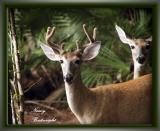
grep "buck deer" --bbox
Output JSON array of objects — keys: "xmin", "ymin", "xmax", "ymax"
[
  {"xmin": 115, "ymin": 25, "xmax": 152, "ymax": 79},
  {"xmin": 40, "ymin": 24, "xmax": 152, "ymax": 124}
]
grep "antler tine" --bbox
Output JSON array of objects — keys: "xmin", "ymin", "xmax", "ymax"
[
  {"xmin": 45, "ymin": 27, "xmax": 56, "ymax": 45},
  {"xmin": 83, "ymin": 24, "xmax": 94, "ymax": 43},
  {"xmin": 60, "ymin": 43, "xmax": 65, "ymax": 50},
  {"xmin": 74, "ymin": 40, "xmax": 83, "ymax": 54},
  {"xmin": 60, "ymin": 43, "xmax": 65, "ymax": 54},
  {"xmin": 45, "ymin": 26, "xmax": 64, "ymax": 54},
  {"xmin": 93, "ymin": 27, "xmax": 97, "ymax": 41},
  {"xmin": 76, "ymin": 40, "xmax": 80, "ymax": 50}
]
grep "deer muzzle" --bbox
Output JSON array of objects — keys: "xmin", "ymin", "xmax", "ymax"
[
  {"xmin": 65, "ymin": 73, "xmax": 73, "ymax": 84},
  {"xmin": 136, "ymin": 55, "xmax": 145, "ymax": 64}
]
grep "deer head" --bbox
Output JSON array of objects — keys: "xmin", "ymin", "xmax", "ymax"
[
  {"xmin": 115, "ymin": 25, "xmax": 152, "ymax": 66},
  {"xmin": 40, "ymin": 24, "xmax": 101, "ymax": 84}
]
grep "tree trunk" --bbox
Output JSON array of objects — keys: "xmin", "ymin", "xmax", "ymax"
[{"xmin": 8, "ymin": 8, "xmax": 24, "ymax": 125}]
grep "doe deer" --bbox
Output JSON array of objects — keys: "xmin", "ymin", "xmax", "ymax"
[
  {"xmin": 40, "ymin": 24, "xmax": 152, "ymax": 124},
  {"xmin": 115, "ymin": 25, "xmax": 152, "ymax": 79}
]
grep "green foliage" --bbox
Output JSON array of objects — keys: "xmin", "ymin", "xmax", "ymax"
[{"xmin": 8, "ymin": 8, "xmax": 152, "ymax": 88}]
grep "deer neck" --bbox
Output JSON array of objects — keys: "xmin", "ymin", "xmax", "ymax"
[
  {"xmin": 133, "ymin": 63, "xmax": 141, "ymax": 79},
  {"xmin": 64, "ymin": 70, "xmax": 88, "ymax": 117},
  {"xmin": 133, "ymin": 59, "xmax": 150, "ymax": 79}
]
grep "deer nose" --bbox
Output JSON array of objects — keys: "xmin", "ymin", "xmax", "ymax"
[
  {"xmin": 65, "ymin": 73, "xmax": 73, "ymax": 84},
  {"xmin": 136, "ymin": 56, "xmax": 145, "ymax": 64}
]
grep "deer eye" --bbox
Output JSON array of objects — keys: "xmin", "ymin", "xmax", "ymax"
[
  {"xmin": 146, "ymin": 44, "xmax": 150, "ymax": 49},
  {"xmin": 74, "ymin": 60, "xmax": 80, "ymax": 65},
  {"xmin": 130, "ymin": 45, "xmax": 135, "ymax": 49},
  {"xmin": 60, "ymin": 60, "xmax": 63, "ymax": 64}
]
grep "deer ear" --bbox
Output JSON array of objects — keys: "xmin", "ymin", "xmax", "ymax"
[
  {"xmin": 82, "ymin": 41, "xmax": 101, "ymax": 61},
  {"xmin": 115, "ymin": 25, "xmax": 130, "ymax": 44},
  {"xmin": 40, "ymin": 43, "xmax": 60, "ymax": 61},
  {"xmin": 145, "ymin": 36, "xmax": 152, "ymax": 42}
]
